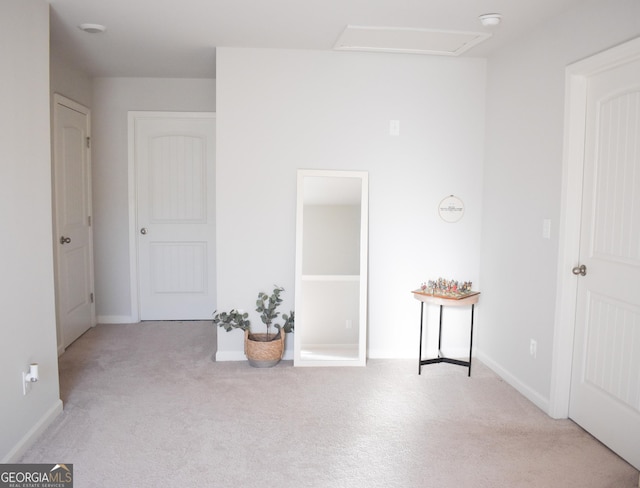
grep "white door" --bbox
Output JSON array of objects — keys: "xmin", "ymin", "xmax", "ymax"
[
  {"xmin": 52, "ymin": 95, "xmax": 95, "ymax": 349},
  {"xmin": 569, "ymin": 56, "xmax": 640, "ymax": 469},
  {"xmin": 131, "ymin": 113, "xmax": 216, "ymax": 320}
]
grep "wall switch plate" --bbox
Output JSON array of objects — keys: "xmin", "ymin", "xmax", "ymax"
[
  {"xmin": 530, "ymin": 339, "xmax": 537, "ymax": 359},
  {"xmin": 543, "ymin": 219, "xmax": 551, "ymax": 239},
  {"xmin": 389, "ymin": 120, "xmax": 400, "ymax": 136}
]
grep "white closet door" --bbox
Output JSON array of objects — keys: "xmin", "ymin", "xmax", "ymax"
[
  {"xmin": 132, "ymin": 113, "xmax": 216, "ymax": 320},
  {"xmin": 53, "ymin": 95, "xmax": 95, "ymax": 349},
  {"xmin": 569, "ymin": 56, "xmax": 640, "ymax": 470}
]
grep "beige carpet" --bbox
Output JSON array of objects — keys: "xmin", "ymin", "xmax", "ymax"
[{"xmin": 20, "ymin": 322, "xmax": 639, "ymax": 487}]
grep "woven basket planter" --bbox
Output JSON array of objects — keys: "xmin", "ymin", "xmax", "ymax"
[{"xmin": 244, "ymin": 329, "xmax": 285, "ymax": 368}]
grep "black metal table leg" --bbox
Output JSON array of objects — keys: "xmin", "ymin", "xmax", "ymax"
[
  {"xmin": 468, "ymin": 304, "xmax": 475, "ymax": 377},
  {"xmin": 418, "ymin": 301, "xmax": 424, "ymax": 375},
  {"xmin": 416, "ymin": 294, "xmax": 478, "ymax": 377},
  {"xmin": 437, "ymin": 305, "xmax": 443, "ymax": 357}
]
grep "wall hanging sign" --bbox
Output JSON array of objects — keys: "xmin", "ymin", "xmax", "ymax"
[{"xmin": 438, "ymin": 195, "xmax": 464, "ymax": 223}]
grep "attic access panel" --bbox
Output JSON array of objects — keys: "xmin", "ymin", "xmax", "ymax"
[{"xmin": 334, "ymin": 25, "xmax": 491, "ymax": 56}]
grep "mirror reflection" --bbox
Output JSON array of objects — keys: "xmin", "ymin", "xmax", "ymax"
[{"xmin": 294, "ymin": 170, "xmax": 368, "ymax": 366}]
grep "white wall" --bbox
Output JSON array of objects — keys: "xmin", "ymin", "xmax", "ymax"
[
  {"xmin": 303, "ymin": 205, "xmax": 360, "ymax": 275},
  {"xmin": 50, "ymin": 51, "xmax": 93, "ymax": 109},
  {"xmin": 301, "ymin": 280, "xmax": 360, "ymax": 345},
  {"xmin": 480, "ymin": 0, "xmax": 640, "ymax": 411},
  {"xmin": 216, "ymin": 48, "xmax": 486, "ymax": 359},
  {"xmin": 0, "ymin": 0, "xmax": 62, "ymax": 461},
  {"xmin": 91, "ymin": 77, "xmax": 216, "ymax": 322}
]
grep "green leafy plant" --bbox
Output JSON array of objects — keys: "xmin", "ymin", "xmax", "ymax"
[
  {"xmin": 213, "ymin": 285, "xmax": 294, "ymax": 340},
  {"xmin": 212, "ymin": 309, "xmax": 251, "ymax": 332}
]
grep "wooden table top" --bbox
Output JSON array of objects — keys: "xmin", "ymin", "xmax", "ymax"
[{"xmin": 412, "ymin": 290, "xmax": 480, "ymax": 307}]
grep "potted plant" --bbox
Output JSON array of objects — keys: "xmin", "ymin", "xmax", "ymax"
[{"xmin": 213, "ymin": 286, "xmax": 294, "ymax": 368}]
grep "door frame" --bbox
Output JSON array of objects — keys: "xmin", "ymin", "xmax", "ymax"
[
  {"xmin": 549, "ymin": 36, "xmax": 640, "ymax": 418},
  {"xmin": 127, "ymin": 111, "xmax": 216, "ymax": 322},
  {"xmin": 52, "ymin": 93, "xmax": 96, "ymax": 353}
]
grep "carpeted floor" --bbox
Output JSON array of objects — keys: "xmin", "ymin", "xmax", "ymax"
[{"xmin": 19, "ymin": 322, "xmax": 639, "ymax": 487}]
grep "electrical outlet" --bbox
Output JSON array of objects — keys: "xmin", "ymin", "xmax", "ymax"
[
  {"xmin": 22, "ymin": 371, "xmax": 32, "ymax": 395},
  {"xmin": 346, "ymin": 319, "xmax": 352, "ymax": 329},
  {"xmin": 389, "ymin": 120, "xmax": 400, "ymax": 136},
  {"xmin": 530, "ymin": 339, "xmax": 537, "ymax": 359}
]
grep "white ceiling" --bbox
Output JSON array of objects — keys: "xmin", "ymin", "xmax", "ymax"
[{"xmin": 48, "ymin": 0, "xmax": 591, "ymax": 78}]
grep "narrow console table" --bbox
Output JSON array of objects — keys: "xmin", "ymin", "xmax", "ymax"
[{"xmin": 412, "ymin": 290, "xmax": 480, "ymax": 376}]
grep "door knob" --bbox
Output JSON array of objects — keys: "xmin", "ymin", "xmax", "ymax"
[
  {"xmin": 140, "ymin": 228, "xmax": 147, "ymax": 235},
  {"xmin": 59, "ymin": 236, "xmax": 71, "ymax": 244},
  {"xmin": 572, "ymin": 264, "xmax": 587, "ymax": 276}
]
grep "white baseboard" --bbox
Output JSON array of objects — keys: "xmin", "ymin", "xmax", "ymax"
[
  {"xmin": 97, "ymin": 315, "xmax": 137, "ymax": 324},
  {"xmin": 218, "ymin": 347, "xmax": 468, "ymax": 362},
  {"xmin": 215, "ymin": 350, "xmax": 246, "ymax": 362},
  {"xmin": 215, "ymin": 350, "xmax": 296, "ymax": 361},
  {"xmin": 216, "ymin": 349, "xmax": 294, "ymax": 361},
  {"xmin": 476, "ymin": 350, "xmax": 550, "ymax": 413},
  {"xmin": 368, "ymin": 347, "xmax": 469, "ymax": 360},
  {"xmin": 2, "ymin": 399, "xmax": 63, "ymax": 463},
  {"xmin": 368, "ymin": 349, "xmax": 414, "ymax": 359}
]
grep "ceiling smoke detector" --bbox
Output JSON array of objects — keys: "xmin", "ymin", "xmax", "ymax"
[
  {"xmin": 479, "ymin": 14, "xmax": 502, "ymax": 28},
  {"xmin": 79, "ymin": 23, "xmax": 106, "ymax": 34}
]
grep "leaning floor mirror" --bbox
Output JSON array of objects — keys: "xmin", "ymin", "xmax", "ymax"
[{"xmin": 294, "ymin": 170, "xmax": 368, "ymax": 367}]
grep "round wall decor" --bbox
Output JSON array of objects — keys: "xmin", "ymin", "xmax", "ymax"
[{"xmin": 438, "ymin": 195, "xmax": 465, "ymax": 223}]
